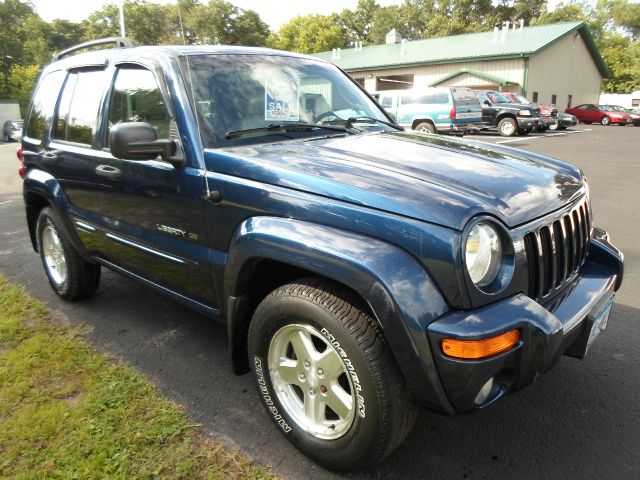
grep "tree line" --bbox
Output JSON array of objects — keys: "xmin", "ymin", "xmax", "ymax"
[{"xmin": 1, "ymin": 0, "xmax": 639, "ymax": 115}]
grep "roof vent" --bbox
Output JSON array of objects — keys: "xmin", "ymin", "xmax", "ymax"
[{"xmin": 386, "ymin": 28, "xmax": 402, "ymax": 44}]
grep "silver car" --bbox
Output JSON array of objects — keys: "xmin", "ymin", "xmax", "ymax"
[{"xmin": 3, "ymin": 119, "xmax": 23, "ymax": 142}]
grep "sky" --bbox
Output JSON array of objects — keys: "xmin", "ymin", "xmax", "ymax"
[{"xmin": 31, "ymin": 0, "xmax": 404, "ymax": 30}]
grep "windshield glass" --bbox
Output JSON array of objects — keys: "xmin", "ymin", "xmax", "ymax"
[
  {"xmin": 599, "ymin": 105, "xmax": 613, "ymax": 111},
  {"xmin": 180, "ymin": 54, "xmax": 390, "ymax": 148},
  {"xmin": 513, "ymin": 94, "xmax": 529, "ymax": 104}
]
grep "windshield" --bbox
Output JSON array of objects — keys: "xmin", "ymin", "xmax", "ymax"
[
  {"xmin": 180, "ymin": 54, "xmax": 390, "ymax": 147},
  {"xmin": 599, "ymin": 105, "xmax": 614, "ymax": 111},
  {"xmin": 513, "ymin": 94, "xmax": 530, "ymax": 104}
]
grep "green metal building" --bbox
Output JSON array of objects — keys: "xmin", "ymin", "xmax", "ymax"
[{"xmin": 313, "ymin": 21, "xmax": 608, "ymax": 111}]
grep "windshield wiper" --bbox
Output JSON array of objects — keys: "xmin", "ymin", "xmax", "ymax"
[
  {"xmin": 322, "ymin": 116, "xmax": 403, "ymax": 131},
  {"xmin": 226, "ymin": 122, "xmax": 351, "ymax": 140}
]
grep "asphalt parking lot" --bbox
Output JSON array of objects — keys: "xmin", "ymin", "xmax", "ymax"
[{"xmin": 1, "ymin": 124, "xmax": 639, "ymax": 479}]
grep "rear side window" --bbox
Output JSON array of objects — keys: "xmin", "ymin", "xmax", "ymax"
[
  {"xmin": 25, "ymin": 70, "xmax": 66, "ymax": 142},
  {"xmin": 400, "ymin": 92, "xmax": 449, "ymax": 105},
  {"xmin": 107, "ymin": 67, "xmax": 171, "ymax": 143},
  {"xmin": 380, "ymin": 96, "xmax": 393, "ymax": 108},
  {"xmin": 451, "ymin": 88, "xmax": 478, "ymax": 106},
  {"xmin": 53, "ymin": 70, "xmax": 109, "ymax": 145}
]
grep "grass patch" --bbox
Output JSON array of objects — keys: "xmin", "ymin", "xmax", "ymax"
[{"xmin": 0, "ymin": 276, "xmax": 275, "ymax": 479}]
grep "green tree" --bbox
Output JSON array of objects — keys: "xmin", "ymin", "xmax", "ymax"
[
  {"xmin": 84, "ymin": 0, "xmax": 177, "ymax": 45},
  {"xmin": 600, "ymin": 33, "xmax": 640, "ymax": 92},
  {"xmin": 610, "ymin": 0, "xmax": 640, "ymax": 39},
  {"xmin": 7, "ymin": 64, "xmax": 40, "ymax": 115},
  {"xmin": 269, "ymin": 14, "xmax": 348, "ymax": 53}
]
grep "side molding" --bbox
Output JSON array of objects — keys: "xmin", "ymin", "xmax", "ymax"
[{"xmin": 224, "ymin": 216, "xmax": 454, "ymax": 413}]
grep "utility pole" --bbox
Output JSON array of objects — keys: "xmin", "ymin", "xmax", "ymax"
[{"xmin": 118, "ymin": 0, "xmax": 126, "ymax": 37}]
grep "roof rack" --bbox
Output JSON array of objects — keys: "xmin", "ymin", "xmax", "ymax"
[{"xmin": 54, "ymin": 37, "xmax": 136, "ymax": 61}]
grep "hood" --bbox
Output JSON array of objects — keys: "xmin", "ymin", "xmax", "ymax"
[{"xmin": 206, "ymin": 131, "xmax": 585, "ymax": 230}]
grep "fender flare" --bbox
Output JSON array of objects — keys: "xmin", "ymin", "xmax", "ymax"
[
  {"xmin": 224, "ymin": 216, "xmax": 454, "ymax": 413},
  {"xmin": 23, "ymin": 168, "xmax": 85, "ymax": 255}
]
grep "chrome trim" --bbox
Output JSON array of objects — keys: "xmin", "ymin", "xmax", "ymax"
[
  {"xmin": 105, "ymin": 232, "xmax": 188, "ymax": 264},
  {"xmin": 74, "ymin": 220, "xmax": 97, "ymax": 232}
]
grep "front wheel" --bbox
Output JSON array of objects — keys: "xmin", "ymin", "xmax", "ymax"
[
  {"xmin": 37, "ymin": 207, "xmax": 100, "ymax": 300},
  {"xmin": 601, "ymin": 116, "xmax": 610, "ymax": 126},
  {"xmin": 497, "ymin": 117, "xmax": 517, "ymax": 136},
  {"xmin": 248, "ymin": 278, "xmax": 417, "ymax": 470},
  {"xmin": 548, "ymin": 122, "xmax": 559, "ymax": 131}
]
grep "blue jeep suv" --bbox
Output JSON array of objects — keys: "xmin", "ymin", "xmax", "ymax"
[{"xmin": 19, "ymin": 38, "xmax": 623, "ymax": 470}]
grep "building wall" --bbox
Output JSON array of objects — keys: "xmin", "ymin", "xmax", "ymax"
[
  {"xmin": 349, "ymin": 58, "xmax": 525, "ymax": 93},
  {"xmin": 527, "ymin": 33, "xmax": 602, "ymax": 111}
]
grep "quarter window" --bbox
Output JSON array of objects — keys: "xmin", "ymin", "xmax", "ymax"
[
  {"xmin": 53, "ymin": 70, "xmax": 108, "ymax": 145},
  {"xmin": 107, "ymin": 67, "xmax": 171, "ymax": 143},
  {"xmin": 25, "ymin": 70, "xmax": 66, "ymax": 142}
]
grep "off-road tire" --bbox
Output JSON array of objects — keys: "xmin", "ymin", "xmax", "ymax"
[
  {"xmin": 248, "ymin": 277, "xmax": 417, "ymax": 470},
  {"xmin": 36, "ymin": 207, "xmax": 100, "ymax": 300}
]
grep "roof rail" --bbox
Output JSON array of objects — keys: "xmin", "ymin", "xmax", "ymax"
[{"xmin": 54, "ymin": 37, "xmax": 136, "ymax": 61}]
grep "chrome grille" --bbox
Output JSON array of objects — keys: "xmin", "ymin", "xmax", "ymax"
[{"xmin": 524, "ymin": 200, "xmax": 591, "ymax": 301}]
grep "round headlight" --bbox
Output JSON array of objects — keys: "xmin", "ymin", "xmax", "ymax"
[{"xmin": 465, "ymin": 222, "xmax": 503, "ymax": 287}]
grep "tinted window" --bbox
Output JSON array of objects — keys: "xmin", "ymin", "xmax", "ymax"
[
  {"xmin": 53, "ymin": 70, "xmax": 108, "ymax": 145},
  {"xmin": 107, "ymin": 67, "xmax": 171, "ymax": 143},
  {"xmin": 451, "ymin": 88, "xmax": 478, "ymax": 106},
  {"xmin": 26, "ymin": 70, "xmax": 66, "ymax": 141},
  {"xmin": 400, "ymin": 93, "xmax": 449, "ymax": 105}
]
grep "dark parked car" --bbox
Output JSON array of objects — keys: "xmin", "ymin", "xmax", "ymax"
[
  {"xmin": 20, "ymin": 38, "xmax": 623, "ymax": 470},
  {"xmin": 550, "ymin": 112, "xmax": 578, "ymax": 130},
  {"xmin": 473, "ymin": 90, "xmax": 541, "ymax": 136},
  {"xmin": 3, "ymin": 119, "xmax": 23, "ymax": 142},
  {"xmin": 565, "ymin": 104, "xmax": 632, "ymax": 125},
  {"xmin": 501, "ymin": 92, "xmax": 557, "ymax": 131}
]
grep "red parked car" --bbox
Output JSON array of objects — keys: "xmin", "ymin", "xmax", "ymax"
[{"xmin": 565, "ymin": 104, "xmax": 632, "ymax": 125}]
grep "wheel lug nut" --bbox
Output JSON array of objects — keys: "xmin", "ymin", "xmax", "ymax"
[
  {"xmin": 309, "ymin": 388, "xmax": 316, "ymax": 395},
  {"xmin": 299, "ymin": 373, "xmax": 306, "ymax": 381},
  {"xmin": 304, "ymin": 360, "xmax": 311, "ymax": 368},
  {"xmin": 317, "ymin": 368, "xmax": 324, "ymax": 376},
  {"xmin": 320, "ymin": 385, "xmax": 327, "ymax": 394}
]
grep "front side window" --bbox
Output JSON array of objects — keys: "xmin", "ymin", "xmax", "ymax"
[
  {"xmin": 53, "ymin": 70, "xmax": 109, "ymax": 145},
  {"xmin": 107, "ymin": 67, "xmax": 171, "ymax": 143},
  {"xmin": 26, "ymin": 70, "xmax": 66, "ymax": 141},
  {"xmin": 180, "ymin": 54, "xmax": 389, "ymax": 147}
]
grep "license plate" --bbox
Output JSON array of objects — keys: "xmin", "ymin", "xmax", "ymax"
[{"xmin": 586, "ymin": 296, "xmax": 614, "ymax": 351}]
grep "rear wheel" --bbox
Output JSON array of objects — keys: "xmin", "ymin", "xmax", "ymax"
[
  {"xmin": 601, "ymin": 116, "xmax": 610, "ymax": 126},
  {"xmin": 548, "ymin": 122, "xmax": 559, "ymax": 131},
  {"xmin": 497, "ymin": 117, "xmax": 517, "ymax": 136},
  {"xmin": 37, "ymin": 207, "xmax": 100, "ymax": 300},
  {"xmin": 414, "ymin": 121, "xmax": 436, "ymax": 134},
  {"xmin": 248, "ymin": 278, "xmax": 417, "ymax": 470}
]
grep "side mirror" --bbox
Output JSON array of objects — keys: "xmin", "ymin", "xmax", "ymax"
[
  {"xmin": 483, "ymin": 99, "xmax": 491, "ymax": 106},
  {"xmin": 109, "ymin": 122, "xmax": 185, "ymax": 166}
]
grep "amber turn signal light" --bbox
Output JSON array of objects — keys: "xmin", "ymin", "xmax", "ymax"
[{"xmin": 441, "ymin": 329, "xmax": 520, "ymax": 359}]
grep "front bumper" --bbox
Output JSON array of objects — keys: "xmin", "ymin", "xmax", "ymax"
[
  {"xmin": 516, "ymin": 116, "xmax": 541, "ymax": 130},
  {"xmin": 425, "ymin": 231, "xmax": 623, "ymax": 413}
]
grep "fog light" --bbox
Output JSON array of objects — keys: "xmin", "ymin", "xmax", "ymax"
[{"xmin": 474, "ymin": 377, "xmax": 495, "ymax": 405}]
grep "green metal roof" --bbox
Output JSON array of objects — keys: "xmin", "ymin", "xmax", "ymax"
[
  {"xmin": 428, "ymin": 68, "xmax": 517, "ymax": 87},
  {"xmin": 313, "ymin": 21, "xmax": 609, "ymax": 78}
]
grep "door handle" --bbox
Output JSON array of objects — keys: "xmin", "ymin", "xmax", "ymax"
[{"xmin": 95, "ymin": 164, "xmax": 122, "ymax": 179}]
